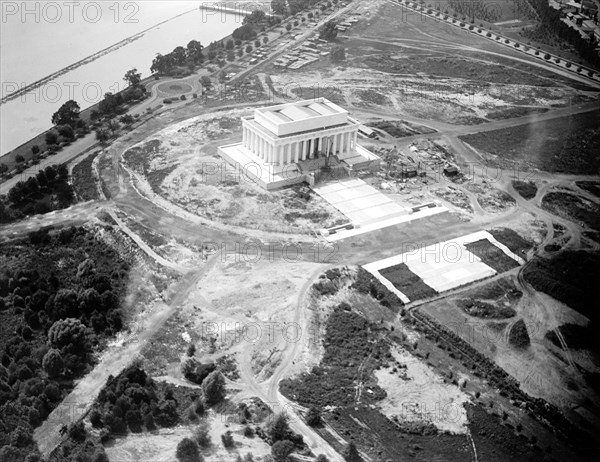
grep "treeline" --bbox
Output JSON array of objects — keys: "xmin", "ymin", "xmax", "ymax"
[
  {"xmin": 0, "ymin": 164, "xmax": 74, "ymax": 223},
  {"xmin": 523, "ymin": 0, "xmax": 600, "ymax": 68},
  {"xmin": 150, "ymin": 40, "xmax": 205, "ymax": 76},
  {"xmin": 0, "ymin": 226, "xmax": 131, "ymax": 461}
]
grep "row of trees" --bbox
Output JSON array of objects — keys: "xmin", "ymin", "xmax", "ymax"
[
  {"xmin": 0, "ymin": 164, "xmax": 73, "ymax": 222},
  {"xmin": 151, "ymin": 40, "xmax": 205, "ymax": 76}
]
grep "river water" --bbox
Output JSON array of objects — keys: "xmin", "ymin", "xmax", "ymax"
[{"xmin": 0, "ymin": 1, "xmax": 247, "ymax": 155}]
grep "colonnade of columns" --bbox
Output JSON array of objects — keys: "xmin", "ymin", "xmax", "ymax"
[{"xmin": 241, "ymin": 126, "xmax": 358, "ymax": 165}]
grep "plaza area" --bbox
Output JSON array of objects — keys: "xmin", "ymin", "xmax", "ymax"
[{"xmin": 312, "ymin": 178, "xmax": 407, "ymax": 225}]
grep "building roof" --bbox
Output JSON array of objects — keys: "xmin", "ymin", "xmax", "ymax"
[{"xmin": 254, "ymin": 98, "xmax": 351, "ymax": 136}]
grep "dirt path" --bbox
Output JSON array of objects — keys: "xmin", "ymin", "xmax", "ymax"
[{"xmin": 235, "ymin": 266, "xmax": 345, "ymax": 462}]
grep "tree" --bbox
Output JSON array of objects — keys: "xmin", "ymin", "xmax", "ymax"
[
  {"xmin": 124, "ymin": 68, "xmax": 142, "ymax": 88},
  {"xmin": 119, "ymin": 114, "xmax": 135, "ymax": 126},
  {"xmin": 272, "ymin": 440, "xmax": 295, "ymax": 461},
  {"xmin": 343, "ymin": 442, "xmax": 362, "ymax": 462},
  {"xmin": 272, "ymin": 0, "xmax": 288, "ymax": 16},
  {"xmin": 201, "ymin": 370, "xmax": 226, "ymax": 404},
  {"xmin": 286, "ymin": 23, "xmax": 292, "ymax": 31},
  {"xmin": 107, "ymin": 119, "xmax": 121, "ymax": 134},
  {"xmin": 95, "ymin": 128, "xmax": 110, "ymax": 144},
  {"xmin": 246, "ymin": 44, "xmax": 253, "ymax": 53},
  {"xmin": 176, "ymin": 437, "xmax": 202, "ymax": 462},
  {"xmin": 31, "ymin": 145, "xmax": 40, "ymax": 155},
  {"xmin": 330, "ymin": 45, "xmax": 345, "ymax": 62},
  {"xmin": 263, "ymin": 36, "xmax": 268, "ymax": 44},
  {"xmin": 243, "ymin": 10, "xmax": 267, "ymax": 25},
  {"xmin": 194, "ymin": 423, "xmax": 211, "ymax": 448},
  {"xmin": 226, "ymin": 39, "xmax": 234, "ymax": 50},
  {"xmin": 227, "ymin": 50, "xmax": 236, "ymax": 62},
  {"xmin": 306, "ymin": 407, "xmax": 322, "ymax": 426},
  {"xmin": 57, "ymin": 124, "xmax": 75, "ymax": 140},
  {"xmin": 51, "ymin": 100, "xmax": 80, "ymax": 127},
  {"xmin": 221, "ymin": 430, "xmax": 235, "ymax": 448},
  {"xmin": 268, "ymin": 413, "xmax": 289, "ymax": 443},
  {"xmin": 45, "ymin": 131, "xmax": 59, "ymax": 145},
  {"xmin": 47, "ymin": 318, "xmax": 88, "ymax": 351},
  {"xmin": 0, "ymin": 163, "xmax": 8, "ymax": 175},
  {"xmin": 316, "ymin": 455, "xmax": 330, "ymax": 462},
  {"xmin": 200, "ymin": 76, "xmax": 212, "ymax": 90},
  {"xmin": 320, "ymin": 20, "xmax": 338, "ymax": 41},
  {"xmin": 187, "ymin": 40, "xmax": 204, "ymax": 64},
  {"xmin": 237, "ymin": 48, "xmax": 244, "ymax": 57},
  {"xmin": 15, "ymin": 154, "xmax": 25, "ymax": 163},
  {"xmin": 254, "ymin": 39, "xmax": 261, "ymax": 48},
  {"xmin": 42, "ymin": 348, "xmax": 64, "ymax": 378}
]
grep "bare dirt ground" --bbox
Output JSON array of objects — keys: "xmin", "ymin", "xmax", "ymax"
[
  {"xmin": 6, "ymin": 0, "xmax": 599, "ymax": 460},
  {"xmin": 374, "ymin": 346, "xmax": 471, "ymax": 434},
  {"xmin": 105, "ymin": 412, "xmax": 272, "ymax": 462}
]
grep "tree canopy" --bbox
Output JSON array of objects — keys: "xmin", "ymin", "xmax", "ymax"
[{"xmin": 51, "ymin": 100, "xmax": 80, "ymax": 128}]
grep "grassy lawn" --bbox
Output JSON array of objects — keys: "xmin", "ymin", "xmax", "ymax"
[{"xmin": 459, "ymin": 110, "xmax": 600, "ymax": 174}]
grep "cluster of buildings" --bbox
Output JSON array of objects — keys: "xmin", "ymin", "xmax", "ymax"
[
  {"xmin": 274, "ymin": 38, "xmax": 331, "ymax": 69},
  {"xmin": 554, "ymin": 0, "xmax": 600, "ymax": 46},
  {"xmin": 335, "ymin": 16, "xmax": 359, "ymax": 32}
]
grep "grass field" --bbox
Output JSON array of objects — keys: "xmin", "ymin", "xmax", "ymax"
[
  {"xmin": 523, "ymin": 251, "xmax": 600, "ymax": 322},
  {"xmin": 512, "ymin": 180, "xmax": 538, "ymax": 199},
  {"xmin": 541, "ymin": 191, "xmax": 600, "ymax": 230},
  {"xmin": 464, "ymin": 239, "xmax": 520, "ymax": 272},
  {"xmin": 459, "ymin": 110, "xmax": 600, "ymax": 174},
  {"xmin": 379, "ymin": 263, "xmax": 438, "ymax": 300}
]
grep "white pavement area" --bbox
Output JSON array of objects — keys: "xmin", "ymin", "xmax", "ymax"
[
  {"xmin": 363, "ymin": 231, "xmax": 524, "ymax": 301},
  {"xmin": 323, "ymin": 205, "xmax": 449, "ymax": 242},
  {"xmin": 313, "ymin": 177, "xmax": 448, "ymax": 241},
  {"xmin": 313, "ymin": 178, "xmax": 406, "ymax": 224}
]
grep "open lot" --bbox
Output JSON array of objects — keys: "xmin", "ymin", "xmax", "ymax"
[{"xmin": 460, "ymin": 109, "xmax": 600, "ymax": 174}]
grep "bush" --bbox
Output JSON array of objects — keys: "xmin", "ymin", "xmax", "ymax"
[
  {"xmin": 544, "ymin": 53, "xmax": 551, "ymax": 60},
  {"xmin": 195, "ymin": 424, "xmax": 211, "ymax": 448},
  {"xmin": 182, "ymin": 358, "xmax": 216, "ymax": 384},
  {"xmin": 221, "ymin": 430, "xmax": 235, "ymax": 448},
  {"xmin": 176, "ymin": 437, "xmax": 202, "ymax": 462},
  {"xmin": 306, "ymin": 407, "xmax": 322, "ymax": 426},
  {"xmin": 180, "ymin": 95, "xmax": 187, "ymax": 100},
  {"xmin": 271, "ymin": 440, "xmax": 295, "ymax": 462},
  {"xmin": 202, "ymin": 370, "xmax": 226, "ymax": 404}
]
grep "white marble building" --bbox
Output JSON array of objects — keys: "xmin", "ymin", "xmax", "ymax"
[{"xmin": 218, "ymin": 98, "xmax": 379, "ymax": 189}]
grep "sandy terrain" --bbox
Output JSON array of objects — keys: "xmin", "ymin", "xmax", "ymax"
[
  {"xmin": 375, "ymin": 347, "xmax": 471, "ymax": 434},
  {"xmin": 105, "ymin": 412, "xmax": 272, "ymax": 462}
]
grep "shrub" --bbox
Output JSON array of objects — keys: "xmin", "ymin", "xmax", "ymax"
[
  {"xmin": 182, "ymin": 358, "xmax": 216, "ymax": 384},
  {"xmin": 272, "ymin": 440, "xmax": 295, "ymax": 462},
  {"xmin": 221, "ymin": 430, "xmax": 235, "ymax": 448},
  {"xmin": 306, "ymin": 407, "xmax": 322, "ymax": 426},
  {"xmin": 544, "ymin": 53, "xmax": 551, "ymax": 60},
  {"xmin": 176, "ymin": 438, "xmax": 202, "ymax": 462},
  {"xmin": 195, "ymin": 424, "xmax": 211, "ymax": 448},
  {"xmin": 202, "ymin": 370, "xmax": 226, "ymax": 404}
]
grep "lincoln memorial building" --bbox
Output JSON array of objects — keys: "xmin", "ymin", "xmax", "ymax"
[{"xmin": 218, "ymin": 98, "xmax": 380, "ymax": 190}]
